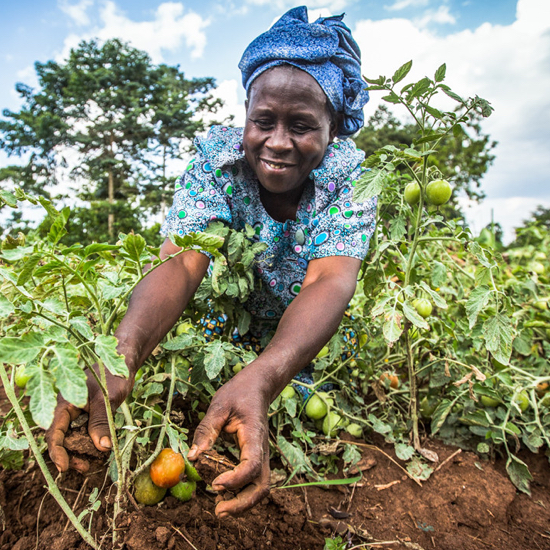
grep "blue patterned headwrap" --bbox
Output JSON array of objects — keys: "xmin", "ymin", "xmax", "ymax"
[{"xmin": 239, "ymin": 6, "xmax": 369, "ymax": 138}]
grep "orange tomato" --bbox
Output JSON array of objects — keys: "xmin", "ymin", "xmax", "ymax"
[
  {"xmin": 380, "ymin": 372, "xmax": 399, "ymax": 390},
  {"xmin": 150, "ymin": 449, "xmax": 186, "ymax": 488}
]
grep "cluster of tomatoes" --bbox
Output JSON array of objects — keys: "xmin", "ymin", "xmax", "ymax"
[
  {"xmin": 134, "ymin": 448, "xmax": 201, "ymax": 506},
  {"xmin": 404, "ymin": 178, "xmax": 453, "ymax": 207}
]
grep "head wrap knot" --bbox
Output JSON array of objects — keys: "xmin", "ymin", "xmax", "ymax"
[{"xmin": 239, "ymin": 6, "xmax": 369, "ymax": 138}]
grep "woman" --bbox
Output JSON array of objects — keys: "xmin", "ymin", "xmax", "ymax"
[{"xmin": 46, "ymin": 6, "xmax": 376, "ymax": 519}]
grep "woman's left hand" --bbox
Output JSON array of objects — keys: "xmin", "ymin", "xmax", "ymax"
[{"xmin": 187, "ymin": 368, "xmax": 272, "ymax": 518}]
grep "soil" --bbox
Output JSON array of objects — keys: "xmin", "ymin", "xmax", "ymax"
[{"xmin": 1, "ymin": 396, "xmax": 550, "ymax": 550}]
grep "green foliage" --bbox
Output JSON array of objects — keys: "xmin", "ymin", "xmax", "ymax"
[{"xmin": 0, "ymin": 39, "xmax": 222, "ymax": 243}]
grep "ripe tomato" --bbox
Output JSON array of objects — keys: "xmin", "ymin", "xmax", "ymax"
[
  {"xmin": 14, "ymin": 365, "xmax": 31, "ymax": 389},
  {"xmin": 536, "ymin": 382, "xmax": 549, "ymax": 398},
  {"xmin": 379, "ymin": 372, "xmax": 399, "ymax": 390},
  {"xmin": 404, "ymin": 182, "xmax": 421, "ymax": 206},
  {"xmin": 150, "ymin": 449, "xmax": 186, "ymax": 488},
  {"xmin": 170, "ymin": 480, "xmax": 196, "ymax": 502},
  {"xmin": 280, "ymin": 385, "xmax": 296, "ymax": 400},
  {"xmin": 134, "ymin": 470, "xmax": 167, "ymax": 505},
  {"xmin": 413, "ymin": 298, "xmax": 433, "ymax": 318},
  {"xmin": 425, "ymin": 179, "xmax": 452, "ymax": 206},
  {"xmin": 305, "ymin": 394, "xmax": 328, "ymax": 420}
]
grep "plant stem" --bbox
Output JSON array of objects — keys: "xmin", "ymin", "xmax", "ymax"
[{"xmin": 0, "ymin": 364, "xmax": 99, "ymax": 549}]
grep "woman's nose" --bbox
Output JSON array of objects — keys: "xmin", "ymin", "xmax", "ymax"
[{"xmin": 266, "ymin": 124, "xmax": 292, "ymax": 153}]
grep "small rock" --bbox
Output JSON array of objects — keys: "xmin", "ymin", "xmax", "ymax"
[{"xmin": 155, "ymin": 526, "xmax": 171, "ymax": 546}]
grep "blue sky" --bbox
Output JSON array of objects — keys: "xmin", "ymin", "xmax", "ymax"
[{"xmin": 1, "ymin": 0, "xmax": 549, "ymax": 241}]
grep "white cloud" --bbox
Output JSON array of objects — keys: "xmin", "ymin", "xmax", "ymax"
[
  {"xmin": 59, "ymin": 0, "xmax": 94, "ymax": 26},
  {"xmin": 58, "ymin": 1, "xmax": 210, "ymax": 63},
  {"xmin": 414, "ymin": 5, "xmax": 456, "ymax": 26},
  {"xmin": 246, "ymin": 0, "xmax": 350, "ymax": 13},
  {"xmin": 354, "ymin": 0, "xmax": 550, "ymax": 238},
  {"xmin": 385, "ymin": 0, "xmax": 430, "ymax": 11},
  {"xmin": 208, "ymin": 79, "xmax": 246, "ymax": 127}
]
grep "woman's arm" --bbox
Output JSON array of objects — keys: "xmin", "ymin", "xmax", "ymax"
[
  {"xmin": 188, "ymin": 255, "xmax": 361, "ymax": 518},
  {"xmin": 46, "ymin": 239, "xmax": 210, "ymax": 472}
]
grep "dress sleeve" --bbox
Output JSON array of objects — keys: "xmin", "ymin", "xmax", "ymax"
[
  {"xmin": 160, "ymin": 143, "xmax": 233, "ymax": 239},
  {"xmin": 309, "ymin": 163, "xmax": 377, "ymax": 261}
]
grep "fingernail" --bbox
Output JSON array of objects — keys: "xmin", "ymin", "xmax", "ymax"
[
  {"xmin": 100, "ymin": 437, "xmax": 112, "ymax": 449},
  {"xmin": 187, "ymin": 446, "xmax": 197, "ymax": 459},
  {"xmin": 218, "ymin": 512, "xmax": 229, "ymax": 520}
]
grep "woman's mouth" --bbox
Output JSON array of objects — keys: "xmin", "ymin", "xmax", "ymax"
[{"xmin": 261, "ymin": 159, "xmax": 294, "ymax": 170}]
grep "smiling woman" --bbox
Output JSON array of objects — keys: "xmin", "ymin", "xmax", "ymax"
[{"xmin": 46, "ymin": 4, "xmax": 376, "ymax": 522}]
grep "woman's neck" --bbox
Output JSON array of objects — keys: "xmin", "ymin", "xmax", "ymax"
[{"xmin": 258, "ymin": 181, "xmax": 307, "ymax": 223}]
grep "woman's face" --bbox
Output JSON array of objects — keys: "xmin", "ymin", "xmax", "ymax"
[{"xmin": 243, "ymin": 66, "xmax": 337, "ymax": 198}]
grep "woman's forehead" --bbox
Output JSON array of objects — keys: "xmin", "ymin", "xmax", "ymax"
[{"xmin": 248, "ymin": 66, "xmax": 328, "ymax": 109}]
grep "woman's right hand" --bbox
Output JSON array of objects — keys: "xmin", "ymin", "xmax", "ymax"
[{"xmin": 46, "ymin": 365, "xmax": 133, "ymax": 473}]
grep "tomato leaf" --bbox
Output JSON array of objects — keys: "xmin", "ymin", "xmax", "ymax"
[
  {"xmin": 69, "ymin": 316, "xmax": 94, "ymax": 340},
  {"xmin": 394, "ymin": 443, "xmax": 415, "ymax": 461},
  {"xmin": 27, "ymin": 365, "xmax": 57, "ymax": 429},
  {"xmin": 16, "ymin": 253, "xmax": 42, "ymax": 286},
  {"xmin": 276, "ymin": 435, "xmax": 312, "ymax": 475},
  {"xmin": 95, "ymin": 335, "xmax": 128, "ymax": 378},
  {"xmin": 434, "ymin": 63, "xmax": 446, "ymax": 82},
  {"xmin": 0, "ymin": 332, "xmax": 44, "ymax": 364},
  {"xmin": 383, "ymin": 310, "xmax": 403, "ymax": 344},
  {"xmin": 506, "ymin": 454, "xmax": 532, "ymax": 495},
  {"xmin": 418, "ymin": 281, "xmax": 448, "ymax": 309},
  {"xmin": 430, "ymin": 399, "xmax": 453, "ymax": 435},
  {"xmin": 353, "ymin": 168, "xmax": 386, "ymax": 203},
  {"xmin": 122, "ymin": 234, "xmax": 146, "ymax": 263},
  {"xmin": 51, "ymin": 344, "xmax": 88, "ymax": 408},
  {"xmin": 0, "ymin": 295, "xmax": 15, "ymax": 318},
  {"xmin": 403, "ymin": 302, "xmax": 430, "ymax": 330},
  {"xmin": 465, "ymin": 285, "xmax": 492, "ymax": 328},
  {"xmin": 483, "ymin": 314, "xmax": 515, "ymax": 366},
  {"xmin": 391, "ymin": 60, "xmax": 412, "ymax": 84},
  {"xmin": 204, "ymin": 340, "xmax": 226, "ymax": 380}
]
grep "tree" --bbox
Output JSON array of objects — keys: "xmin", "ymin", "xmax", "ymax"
[
  {"xmin": 0, "ymin": 39, "xmax": 221, "ymax": 243},
  {"xmin": 354, "ymin": 105, "xmax": 497, "ymax": 205}
]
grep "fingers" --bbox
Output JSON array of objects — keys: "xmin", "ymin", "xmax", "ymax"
[
  {"xmin": 188, "ymin": 407, "xmax": 226, "ymax": 461},
  {"xmin": 215, "ymin": 449, "xmax": 270, "ymax": 519},
  {"xmin": 46, "ymin": 400, "xmax": 81, "ymax": 472},
  {"xmin": 211, "ymin": 424, "xmax": 267, "ymax": 492},
  {"xmin": 87, "ymin": 394, "xmax": 114, "ymax": 452}
]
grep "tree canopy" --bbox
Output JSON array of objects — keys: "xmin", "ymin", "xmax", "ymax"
[{"xmin": 0, "ymin": 39, "xmax": 222, "ymax": 244}]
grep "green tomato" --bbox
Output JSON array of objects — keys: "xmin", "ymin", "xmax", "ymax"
[
  {"xmin": 480, "ymin": 395, "xmax": 501, "ymax": 408},
  {"xmin": 425, "ymin": 179, "xmax": 452, "ymax": 206},
  {"xmin": 232, "ymin": 362, "xmax": 245, "ymax": 374},
  {"xmin": 316, "ymin": 345, "xmax": 329, "ymax": 359},
  {"xmin": 413, "ymin": 298, "xmax": 433, "ymax": 319},
  {"xmin": 531, "ymin": 262, "xmax": 545, "ymax": 275},
  {"xmin": 420, "ymin": 396, "xmax": 438, "ymax": 419},
  {"xmin": 534, "ymin": 300, "xmax": 548, "ymax": 311},
  {"xmin": 513, "ymin": 391, "xmax": 530, "ymax": 412},
  {"xmin": 176, "ymin": 320, "xmax": 194, "ymax": 336},
  {"xmin": 134, "ymin": 471, "xmax": 167, "ymax": 505},
  {"xmin": 305, "ymin": 394, "xmax": 328, "ymax": 420},
  {"xmin": 170, "ymin": 480, "xmax": 196, "ymax": 502},
  {"xmin": 404, "ymin": 182, "xmax": 421, "ymax": 206},
  {"xmin": 346, "ymin": 423, "xmax": 363, "ymax": 438},
  {"xmin": 322, "ymin": 411, "xmax": 345, "ymax": 437},
  {"xmin": 14, "ymin": 365, "xmax": 31, "ymax": 389},
  {"xmin": 534, "ymin": 251, "xmax": 547, "ymax": 261},
  {"xmin": 280, "ymin": 385, "xmax": 296, "ymax": 400},
  {"xmin": 184, "ymin": 460, "xmax": 202, "ymax": 482}
]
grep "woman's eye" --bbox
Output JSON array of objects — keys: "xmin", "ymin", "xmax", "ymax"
[
  {"xmin": 293, "ymin": 123, "xmax": 312, "ymax": 134},
  {"xmin": 254, "ymin": 119, "xmax": 272, "ymax": 129}
]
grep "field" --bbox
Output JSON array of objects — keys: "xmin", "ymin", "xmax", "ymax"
[{"xmin": 1, "ymin": 64, "xmax": 549, "ymax": 549}]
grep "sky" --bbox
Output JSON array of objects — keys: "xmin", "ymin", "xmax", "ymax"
[{"xmin": 1, "ymin": 0, "xmax": 549, "ymax": 242}]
